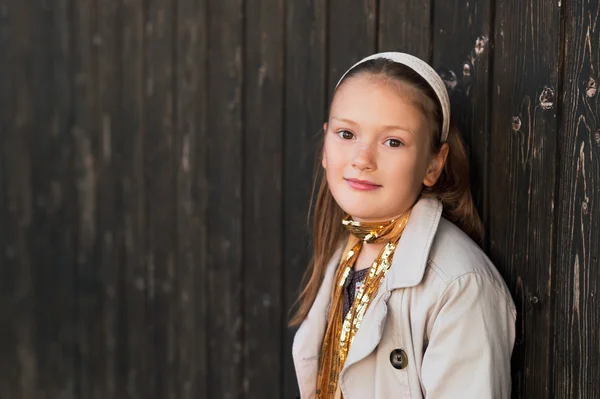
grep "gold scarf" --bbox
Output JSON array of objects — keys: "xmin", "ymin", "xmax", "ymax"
[{"xmin": 316, "ymin": 211, "xmax": 411, "ymax": 398}]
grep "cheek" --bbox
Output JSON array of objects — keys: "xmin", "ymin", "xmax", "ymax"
[
  {"xmin": 382, "ymin": 151, "xmax": 425, "ymax": 186},
  {"xmin": 323, "ymin": 139, "xmax": 346, "ymax": 170}
]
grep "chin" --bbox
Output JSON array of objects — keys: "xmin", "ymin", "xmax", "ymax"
[{"xmin": 337, "ymin": 202, "xmax": 391, "ymax": 222}]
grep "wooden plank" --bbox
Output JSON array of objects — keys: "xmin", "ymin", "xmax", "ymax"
[
  {"xmin": 282, "ymin": 1, "xmax": 326, "ymax": 397},
  {"xmin": 552, "ymin": 0, "xmax": 600, "ymax": 397},
  {"xmin": 242, "ymin": 0, "xmax": 284, "ymax": 397},
  {"xmin": 431, "ymin": 0, "xmax": 493, "ymax": 241},
  {"xmin": 144, "ymin": 0, "xmax": 177, "ymax": 397},
  {"xmin": 488, "ymin": 0, "xmax": 560, "ymax": 397},
  {"xmin": 327, "ymin": 0, "xmax": 377, "ymax": 93},
  {"xmin": 96, "ymin": 0, "xmax": 121, "ymax": 396},
  {"xmin": 378, "ymin": 0, "xmax": 432, "ymax": 61},
  {"xmin": 70, "ymin": 0, "xmax": 103, "ymax": 396},
  {"xmin": 206, "ymin": 0, "xmax": 244, "ymax": 397},
  {"xmin": 175, "ymin": 0, "xmax": 209, "ymax": 397},
  {"xmin": 0, "ymin": 1, "xmax": 37, "ymax": 397},
  {"xmin": 33, "ymin": 1, "xmax": 80, "ymax": 397},
  {"xmin": 120, "ymin": 0, "xmax": 148, "ymax": 396}
]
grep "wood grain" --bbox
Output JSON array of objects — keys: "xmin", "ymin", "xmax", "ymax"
[
  {"xmin": 327, "ymin": 0, "xmax": 377, "ymax": 94},
  {"xmin": 243, "ymin": 0, "xmax": 284, "ymax": 398},
  {"xmin": 0, "ymin": 1, "xmax": 37, "ymax": 397},
  {"xmin": 283, "ymin": 1, "xmax": 327, "ymax": 397},
  {"xmin": 378, "ymin": 0, "xmax": 432, "ymax": 61},
  {"xmin": 552, "ymin": 0, "xmax": 600, "ymax": 397},
  {"xmin": 96, "ymin": 0, "xmax": 120, "ymax": 396},
  {"xmin": 144, "ymin": 0, "xmax": 177, "ymax": 397},
  {"xmin": 432, "ymin": 0, "xmax": 493, "ymax": 237},
  {"xmin": 175, "ymin": 0, "xmax": 209, "ymax": 396},
  {"xmin": 71, "ymin": 0, "xmax": 102, "ymax": 396},
  {"xmin": 120, "ymin": 0, "xmax": 148, "ymax": 396},
  {"xmin": 0, "ymin": 1, "xmax": 599, "ymax": 398},
  {"xmin": 488, "ymin": 0, "xmax": 560, "ymax": 397},
  {"xmin": 206, "ymin": 0, "xmax": 244, "ymax": 397}
]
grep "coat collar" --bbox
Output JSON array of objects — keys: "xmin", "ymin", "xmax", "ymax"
[
  {"xmin": 385, "ymin": 196, "xmax": 443, "ymax": 290},
  {"xmin": 292, "ymin": 197, "xmax": 443, "ymax": 393}
]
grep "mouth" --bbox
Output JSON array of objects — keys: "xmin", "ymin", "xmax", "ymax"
[{"xmin": 344, "ymin": 178, "xmax": 382, "ymax": 191}]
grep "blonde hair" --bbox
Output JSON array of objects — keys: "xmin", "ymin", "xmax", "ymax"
[{"xmin": 289, "ymin": 59, "xmax": 483, "ymax": 326}]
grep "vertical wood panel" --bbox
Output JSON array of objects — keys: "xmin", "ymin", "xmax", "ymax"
[
  {"xmin": 488, "ymin": 0, "xmax": 560, "ymax": 397},
  {"xmin": 71, "ymin": 0, "xmax": 101, "ymax": 396},
  {"xmin": 37, "ymin": 1, "xmax": 78, "ymax": 397},
  {"xmin": 328, "ymin": 0, "xmax": 376, "ymax": 93},
  {"xmin": 0, "ymin": 1, "xmax": 37, "ymax": 397},
  {"xmin": 175, "ymin": 0, "xmax": 208, "ymax": 397},
  {"xmin": 432, "ymin": 0, "xmax": 493, "ymax": 238},
  {"xmin": 206, "ymin": 0, "xmax": 244, "ymax": 397},
  {"xmin": 553, "ymin": 0, "xmax": 600, "ymax": 397},
  {"xmin": 96, "ymin": 0, "xmax": 121, "ymax": 396},
  {"xmin": 120, "ymin": 0, "xmax": 148, "ymax": 396},
  {"xmin": 283, "ymin": 1, "xmax": 326, "ymax": 397},
  {"xmin": 243, "ymin": 0, "xmax": 284, "ymax": 398},
  {"xmin": 145, "ymin": 0, "xmax": 177, "ymax": 397},
  {"xmin": 378, "ymin": 0, "xmax": 432, "ymax": 61}
]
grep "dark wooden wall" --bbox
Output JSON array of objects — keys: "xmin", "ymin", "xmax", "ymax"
[{"xmin": 0, "ymin": 0, "xmax": 598, "ymax": 398}]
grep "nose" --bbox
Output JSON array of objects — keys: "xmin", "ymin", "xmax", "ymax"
[{"xmin": 352, "ymin": 142, "xmax": 377, "ymax": 172}]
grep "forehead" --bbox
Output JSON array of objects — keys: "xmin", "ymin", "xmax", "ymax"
[{"xmin": 329, "ymin": 74, "xmax": 428, "ymax": 129}]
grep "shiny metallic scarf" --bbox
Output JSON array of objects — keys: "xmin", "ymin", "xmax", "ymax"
[
  {"xmin": 341, "ymin": 214, "xmax": 410, "ymax": 244},
  {"xmin": 316, "ymin": 210, "xmax": 411, "ymax": 398}
]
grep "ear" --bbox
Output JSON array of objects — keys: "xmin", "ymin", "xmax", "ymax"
[
  {"xmin": 321, "ymin": 122, "xmax": 328, "ymax": 169},
  {"xmin": 423, "ymin": 143, "xmax": 449, "ymax": 187}
]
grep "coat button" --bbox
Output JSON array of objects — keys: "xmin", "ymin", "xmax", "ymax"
[{"xmin": 390, "ymin": 348, "xmax": 408, "ymax": 369}]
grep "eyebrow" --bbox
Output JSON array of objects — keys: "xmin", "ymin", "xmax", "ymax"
[{"xmin": 330, "ymin": 117, "xmax": 416, "ymax": 136}]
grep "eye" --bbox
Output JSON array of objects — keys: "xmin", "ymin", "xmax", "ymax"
[
  {"xmin": 337, "ymin": 130, "xmax": 355, "ymax": 140},
  {"xmin": 385, "ymin": 138, "xmax": 403, "ymax": 147}
]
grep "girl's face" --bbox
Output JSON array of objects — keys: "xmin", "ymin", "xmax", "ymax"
[{"xmin": 322, "ymin": 74, "xmax": 447, "ymax": 222}]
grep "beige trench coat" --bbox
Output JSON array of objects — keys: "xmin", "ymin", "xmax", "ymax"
[{"xmin": 292, "ymin": 198, "xmax": 516, "ymax": 398}]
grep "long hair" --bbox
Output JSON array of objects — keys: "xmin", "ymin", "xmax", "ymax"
[{"xmin": 289, "ymin": 58, "xmax": 483, "ymax": 327}]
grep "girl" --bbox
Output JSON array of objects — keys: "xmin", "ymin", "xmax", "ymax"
[{"xmin": 290, "ymin": 52, "xmax": 516, "ymax": 399}]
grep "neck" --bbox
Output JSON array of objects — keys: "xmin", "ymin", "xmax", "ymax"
[
  {"xmin": 350, "ymin": 213, "xmax": 404, "ymax": 224},
  {"xmin": 353, "ymin": 241, "xmax": 386, "ymax": 271}
]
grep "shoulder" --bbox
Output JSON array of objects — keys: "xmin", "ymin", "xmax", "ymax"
[
  {"xmin": 426, "ymin": 218, "xmax": 514, "ymax": 307},
  {"xmin": 428, "ymin": 217, "xmax": 489, "ymax": 281}
]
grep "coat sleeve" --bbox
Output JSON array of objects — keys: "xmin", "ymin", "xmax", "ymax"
[{"xmin": 420, "ymin": 272, "xmax": 516, "ymax": 398}]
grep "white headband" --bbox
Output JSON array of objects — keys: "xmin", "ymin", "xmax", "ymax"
[{"xmin": 335, "ymin": 52, "xmax": 451, "ymax": 143}]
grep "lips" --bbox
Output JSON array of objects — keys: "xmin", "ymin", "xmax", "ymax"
[{"xmin": 345, "ymin": 178, "xmax": 381, "ymax": 191}]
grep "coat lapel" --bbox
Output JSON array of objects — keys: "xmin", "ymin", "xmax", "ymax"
[
  {"xmin": 292, "ymin": 245, "xmax": 344, "ymax": 395},
  {"xmin": 342, "ymin": 197, "xmax": 443, "ymax": 372},
  {"xmin": 341, "ymin": 287, "xmax": 391, "ymax": 371}
]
